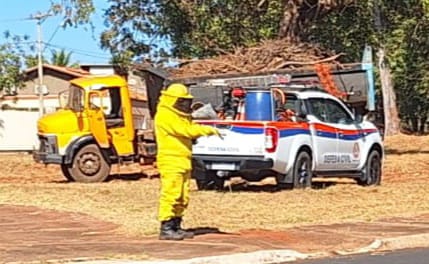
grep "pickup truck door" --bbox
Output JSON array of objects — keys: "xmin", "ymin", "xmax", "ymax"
[
  {"xmin": 324, "ymin": 98, "xmax": 363, "ymax": 170},
  {"xmin": 306, "ymin": 98, "xmax": 340, "ymax": 171}
]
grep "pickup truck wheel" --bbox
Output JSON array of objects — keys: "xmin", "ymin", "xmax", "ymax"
[
  {"xmin": 196, "ymin": 171, "xmax": 225, "ymax": 191},
  {"xmin": 292, "ymin": 151, "xmax": 312, "ymax": 189},
  {"xmin": 357, "ymin": 150, "xmax": 381, "ymax": 186},
  {"xmin": 67, "ymin": 144, "xmax": 111, "ymax": 183},
  {"xmin": 60, "ymin": 164, "xmax": 75, "ymax": 182}
]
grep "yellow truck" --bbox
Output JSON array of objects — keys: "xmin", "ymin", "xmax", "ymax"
[{"xmin": 33, "ymin": 74, "xmax": 160, "ymax": 182}]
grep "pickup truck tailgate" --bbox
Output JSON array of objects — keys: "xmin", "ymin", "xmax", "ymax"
[{"xmin": 193, "ymin": 121, "xmax": 266, "ymax": 157}]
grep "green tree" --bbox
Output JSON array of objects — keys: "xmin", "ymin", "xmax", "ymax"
[
  {"xmin": 383, "ymin": 1, "xmax": 429, "ymax": 133},
  {"xmin": 49, "ymin": 0, "xmax": 95, "ymax": 26},
  {"xmin": 100, "ymin": 0, "xmax": 284, "ymax": 59},
  {"xmin": 50, "ymin": 49, "xmax": 73, "ymax": 66},
  {"xmin": 0, "ymin": 33, "xmax": 31, "ymax": 93},
  {"xmin": 301, "ymin": 0, "xmax": 429, "ymax": 134},
  {"xmin": 0, "ymin": 44, "xmax": 24, "ymax": 94}
]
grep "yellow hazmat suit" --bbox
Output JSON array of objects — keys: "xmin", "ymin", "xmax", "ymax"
[{"xmin": 155, "ymin": 84, "xmax": 218, "ymax": 228}]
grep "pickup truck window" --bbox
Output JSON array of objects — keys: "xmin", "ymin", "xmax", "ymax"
[
  {"xmin": 324, "ymin": 99, "xmax": 354, "ymax": 124},
  {"xmin": 276, "ymin": 94, "xmax": 301, "ymax": 121},
  {"xmin": 307, "ymin": 98, "xmax": 328, "ymax": 122},
  {"xmin": 307, "ymin": 98, "xmax": 354, "ymax": 124}
]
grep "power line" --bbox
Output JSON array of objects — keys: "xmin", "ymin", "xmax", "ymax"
[
  {"xmin": 45, "ymin": 25, "xmax": 61, "ymax": 49},
  {"xmin": 0, "ymin": 17, "xmax": 33, "ymax": 23},
  {"xmin": 44, "ymin": 42, "xmax": 111, "ymax": 59}
]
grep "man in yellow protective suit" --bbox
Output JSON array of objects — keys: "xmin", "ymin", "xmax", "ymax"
[{"xmin": 155, "ymin": 83, "xmax": 219, "ymax": 241}]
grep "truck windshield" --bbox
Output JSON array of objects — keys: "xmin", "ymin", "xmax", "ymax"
[{"xmin": 66, "ymin": 84, "xmax": 84, "ymax": 112}]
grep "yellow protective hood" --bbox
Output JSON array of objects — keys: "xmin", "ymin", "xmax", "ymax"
[{"xmin": 157, "ymin": 94, "xmax": 192, "ymax": 117}]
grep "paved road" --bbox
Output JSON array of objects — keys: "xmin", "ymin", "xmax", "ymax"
[{"xmin": 297, "ymin": 248, "xmax": 429, "ymax": 264}]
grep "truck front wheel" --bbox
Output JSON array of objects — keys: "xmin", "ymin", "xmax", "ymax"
[
  {"xmin": 60, "ymin": 164, "xmax": 75, "ymax": 182},
  {"xmin": 65, "ymin": 144, "xmax": 111, "ymax": 183},
  {"xmin": 356, "ymin": 150, "xmax": 382, "ymax": 186}
]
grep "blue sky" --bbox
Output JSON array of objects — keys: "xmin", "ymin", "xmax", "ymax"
[{"xmin": 0, "ymin": 0, "xmax": 111, "ymax": 65}]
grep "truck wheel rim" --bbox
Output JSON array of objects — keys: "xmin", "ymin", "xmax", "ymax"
[
  {"xmin": 368, "ymin": 155, "xmax": 381, "ymax": 183},
  {"xmin": 77, "ymin": 153, "xmax": 101, "ymax": 176},
  {"xmin": 298, "ymin": 159, "xmax": 310, "ymax": 184}
]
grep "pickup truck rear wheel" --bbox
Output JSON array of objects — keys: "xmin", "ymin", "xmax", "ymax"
[
  {"xmin": 357, "ymin": 150, "xmax": 381, "ymax": 186},
  {"xmin": 292, "ymin": 151, "xmax": 313, "ymax": 189},
  {"xmin": 196, "ymin": 171, "xmax": 225, "ymax": 191},
  {"xmin": 67, "ymin": 144, "xmax": 111, "ymax": 183}
]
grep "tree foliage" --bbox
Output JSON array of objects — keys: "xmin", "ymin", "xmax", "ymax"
[
  {"xmin": 100, "ymin": 0, "xmax": 284, "ymax": 59},
  {"xmin": 50, "ymin": 49, "xmax": 73, "ymax": 66},
  {"xmin": 50, "ymin": 0, "xmax": 95, "ymax": 26},
  {"xmin": 0, "ymin": 33, "xmax": 30, "ymax": 94},
  {"xmin": 383, "ymin": 1, "xmax": 429, "ymax": 133},
  {"xmin": 294, "ymin": 1, "xmax": 429, "ymax": 133}
]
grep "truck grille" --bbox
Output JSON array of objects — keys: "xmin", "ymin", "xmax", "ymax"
[{"xmin": 38, "ymin": 135, "xmax": 58, "ymax": 154}]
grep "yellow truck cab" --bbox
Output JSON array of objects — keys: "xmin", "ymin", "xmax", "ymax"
[{"xmin": 34, "ymin": 74, "xmax": 157, "ymax": 182}]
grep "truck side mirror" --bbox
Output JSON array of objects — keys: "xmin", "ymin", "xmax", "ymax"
[{"xmin": 354, "ymin": 113, "xmax": 363, "ymax": 123}]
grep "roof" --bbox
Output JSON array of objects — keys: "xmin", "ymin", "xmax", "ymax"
[
  {"xmin": 25, "ymin": 64, "xmax": 90, "ymax": 77},
  {"xmin": 70, "ymin": 74, "xmax": 128, "ymax": 89}
]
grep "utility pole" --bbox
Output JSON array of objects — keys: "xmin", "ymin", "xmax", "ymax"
[{"xmin": 31, "ymin": 12, "xmax": 51, "ymax": 117}]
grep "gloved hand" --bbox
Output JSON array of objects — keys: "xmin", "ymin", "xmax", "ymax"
[
  {"xmin": 201, "ymin": 126, "xmax": 220, "ymax": 137},
  {"xmin": 208, "ymin": 127, "xmax": 220, "ymax": 137}
]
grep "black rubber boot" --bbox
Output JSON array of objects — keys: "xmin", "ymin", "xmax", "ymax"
[
  {"xmin": 159, "ymin": 219, "xmax": 185, "ymax": 241},
  {"xmin": 173, "ymin": 217, "xmax": 194, "ymax": 239}
]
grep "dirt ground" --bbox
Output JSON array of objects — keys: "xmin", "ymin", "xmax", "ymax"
[
  {"xmin": 0, "ymin": 134, "xmax": 428, "ymax": 237},
  {"xmin": 0, "ymin": 133, "xmax": 426, "ymax": 184}
]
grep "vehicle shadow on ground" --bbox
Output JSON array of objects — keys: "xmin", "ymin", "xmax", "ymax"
[
  {"xmin": 384, "ymin": 148, "xmax": 429, "ymax": 155},
  {"xmin": 107, "ymin": 172, "xmax": 160, "ymax": 181},
  {"xmin": 221, "ymin": 180, "xmax": 355, "ymax": 193}
]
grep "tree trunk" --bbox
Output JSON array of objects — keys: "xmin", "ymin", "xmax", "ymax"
[
  {"xmin": 419, "ymin": 117, "xmax": 427, "ymax": 134},
  {"xmin": 378, "ymin": 47, "xmax": 400, "ymax": 136},
  {"xmin": 278, "ymin": 0, "xmax": 302, "ymax": 40}
]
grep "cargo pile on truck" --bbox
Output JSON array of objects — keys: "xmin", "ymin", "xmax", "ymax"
[{"xmin": 170, "ymin": 39, "xmax": 341, "ymax": 77}]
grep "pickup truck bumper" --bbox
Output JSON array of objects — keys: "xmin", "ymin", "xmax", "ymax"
[{"xmin": 192, "ymin": 155, "xmax": 273, "ymax": 171}]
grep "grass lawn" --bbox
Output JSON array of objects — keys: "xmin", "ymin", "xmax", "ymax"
[{"xmin": 0, "ymin": 134, "xmax": 428, "ymax": 237}]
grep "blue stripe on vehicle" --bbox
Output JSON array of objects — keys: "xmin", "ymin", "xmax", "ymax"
[
  {"xmin": 230, "ymin": 126, "xmax": 264, "ymax": 134},
  {"xmin": 279, "ymin": 129, "xmax": 311, "ymax": 138},
  {"xmin": 340, "ymin": 134, "xmax": 362, "ymax": 140},
  {"xmin": 316, "ymin": 130, "xmax": 338, "ymax": 139},
  {"xmin": 339, "ymin": 130, "xmax": 378, "ymax": 141},
  {"xmin": 229, "ymin": 126, "xmax": 378, "ymax": 140}
]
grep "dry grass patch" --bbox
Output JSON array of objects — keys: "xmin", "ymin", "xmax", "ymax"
[{"xmin": 0, "ymin": 134, "xmax": 428, "ymax": 237}]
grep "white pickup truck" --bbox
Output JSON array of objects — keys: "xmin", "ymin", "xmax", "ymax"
[{"xmin": 192, "ymin": 88, "xmax": 383, "ymax": 190}]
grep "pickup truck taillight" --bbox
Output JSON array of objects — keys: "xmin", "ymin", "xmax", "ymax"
[{"xmin": 265, "ymin": 127, "xmax": 279, "ymax": 153}]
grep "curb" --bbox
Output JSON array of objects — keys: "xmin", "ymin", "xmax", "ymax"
[
  {"xmin": 71, "ymin": 233, "xmax": 429, "ymax": 264},
  {"xmin": 75, "ymin": 250, "xmax": 313, "ymax": 264},
  {"xmin": 335, "ymin": 233, "xmax": 429, "ymax": 256},
  {"xmin": 380, "ymin": 233, "xmax": 429, "ymax": 251}
]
